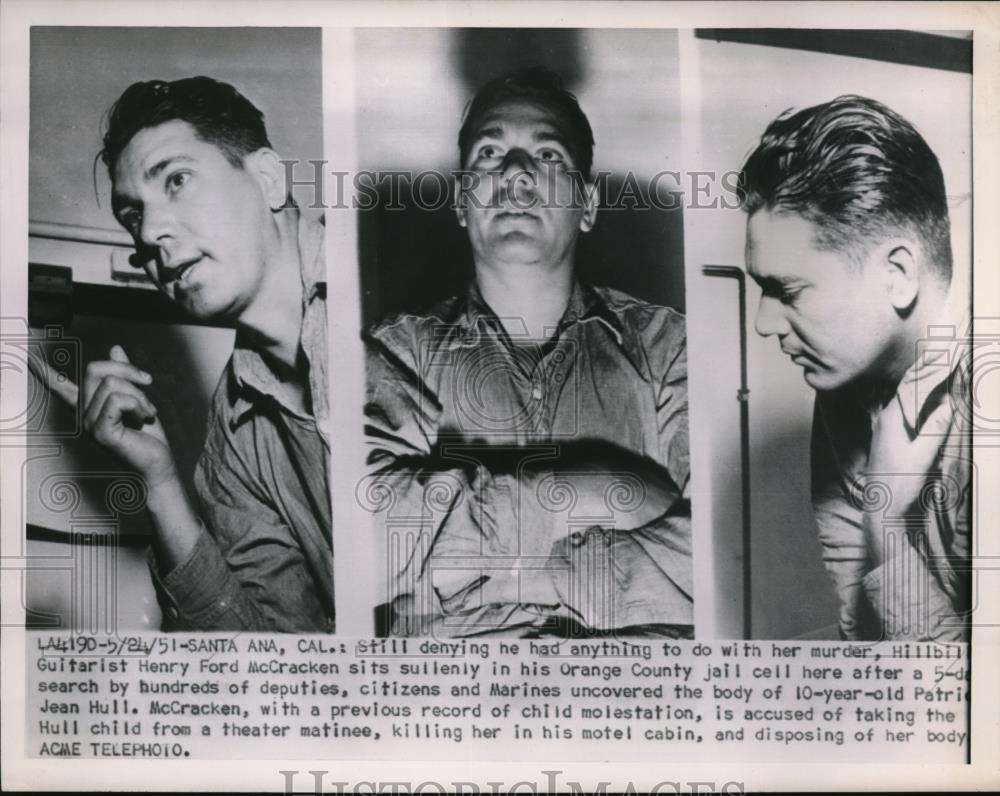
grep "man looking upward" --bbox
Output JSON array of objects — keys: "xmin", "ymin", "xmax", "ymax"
[
  {"xmin": 47, "ymin": 77, "xmax": 333, "ymax": 631},
  {"xmin": 366, "ymin": 67, "xmax": 691, "ymax": 637},
  {"xmin": 740, "ymin": 96, "xmax": 970, "ymax": 641}
]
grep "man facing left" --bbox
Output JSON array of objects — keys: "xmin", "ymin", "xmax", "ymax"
[{"xmin": 53, "ymin": 77, "xmax": 333, "ymax": 631}]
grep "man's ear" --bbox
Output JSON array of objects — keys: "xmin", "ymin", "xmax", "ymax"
[
  {"xmin": 579, "ymin": 181, "xmax": 598, "ymax": 232},
  {"xmin": 247, "ymin": 148, "xmax": 288, "ymax": 210},
  {"xmin": 453, "ymin": 176, "xmax": 468, "ymax": 228},
  {"xmin": 881, "ymin": 240, "xmax": 920, "ymax": 312}
]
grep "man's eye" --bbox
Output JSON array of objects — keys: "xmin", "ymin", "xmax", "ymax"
[
  {"xmin": 166, "ymin": 171, "xmax": 190, "ymax": 192},
  {"xmin": 779, "ymin": 288, "xmax": 802, "ymax": 306},
  {"xmin": 537, "ymin": 148, "xmax": 564, "ymax": 163},
  {"xmin": 477, "ymin": 145, "xmax": 501, "ymax": 160}
]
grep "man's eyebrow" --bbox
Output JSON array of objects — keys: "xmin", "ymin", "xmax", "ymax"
[
  {"xmin": 111, "ymin": 154, "xmax": 197, "ymax": 214},
  {"xmin": 143, "ymin": 154, "xmax": 196, "ymax": 181},
  {"xmin": 532, "ymin": 130, "xmax": 571, "ymax": 149},
  {"xmin": 469, "ymin": 125, "xmax": 504, "ymax": 144},
  {"xmin": 753, "ymin": 274, "xmax": 808, "ymax": 292}
]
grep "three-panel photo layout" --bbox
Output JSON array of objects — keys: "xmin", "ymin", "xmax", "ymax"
[{"xmin": 23, "ymin": 26, "xmax": 973, "ymax": 644}]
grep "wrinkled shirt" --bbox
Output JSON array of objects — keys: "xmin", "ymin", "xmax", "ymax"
[
  {"xmin": 812, "ymin": 293, "xmax": 971, "ymax": 641},
  {"xmin": 150, "ymin": 211, "xmax": 334, "ymax": 632},
  {"xmin": 365, "ymin": 282, "xmax": 691, "ymax": 637}
]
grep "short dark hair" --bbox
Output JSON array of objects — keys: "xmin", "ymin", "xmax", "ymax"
[
  {"xmin": 100, "ymin": 76, "xmax": 272, "ymax": 177},
  {"xmin": 738, "ymin": 95, "xmax": 952, "ymax": 281},
  {"xmin": 458, "ymin": 66, "xmax": 595, "ymax": 180}
]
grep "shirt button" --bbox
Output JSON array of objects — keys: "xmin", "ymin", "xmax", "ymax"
[{"xmin": 531, "ymin": 385, "xmax": 543, "ymax": 400}]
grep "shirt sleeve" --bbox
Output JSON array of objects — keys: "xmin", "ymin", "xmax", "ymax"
[
  {"xmin": 542, "ymin": 515, "xmax": 692, "ymax": 630},
  {"xmin": 859, "ymin": 408, "xmax": 971, "ymax": 642},
  {"xmin": 539, "ymin": 310, "xmax": 693, "ymax": 629},
  {"xmin": 148, "ymin": 416, "xmax": 332, "ymax": 633},
  {"xmin": 656, "ymin": 316, "xmax": 690, "ymax": 498},
  {"xmin": 811, "ymin": 396, "xmax": 877, "ymax": 640},
  {"xmin": 812, "ymin": 393, "xmax": 970, "ymax": 641},
  {"xmin": 365, "ymin": 309, "xmax": 693, "ymax": 636},
  {"xmin": 365, "ymin": 328, "xmax": 515, "ymax": 636},
  {"xmin": 862, "ymin": 542, "xmax": 966, "ymax": 642}
]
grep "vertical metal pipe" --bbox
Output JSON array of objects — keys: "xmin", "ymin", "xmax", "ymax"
[{"xmin": 702, "ymin": 265, "xmax": 752, "ymax": 639}]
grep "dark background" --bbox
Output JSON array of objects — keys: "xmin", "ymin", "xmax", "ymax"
[{"xmin": 355, "ymin": 28, "xmax": 685, "ymax": 327}]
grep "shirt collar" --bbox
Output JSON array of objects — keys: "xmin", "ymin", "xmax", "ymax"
[
  {"xmin": 446, "ymin": 280, "xmax": 647, "ymax": 377},
  {"xmin": 896, "ymin": 273, "xmax": 970, "ymax": 434},
  {"xmin": 559, "ymin": 282, "xmax": 646, "ymax": 375},
  {"xmin": 455, "ymin": 279, "xmax": 628, "ymax": 344},
  {"xmin": 229, "ymin": 210, "xmax": 327, "ymax": 426}
]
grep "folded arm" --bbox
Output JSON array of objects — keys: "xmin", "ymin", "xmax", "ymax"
[{"xmin": 365, "ymin": 329, "xmax": 691, "ymax": 635}]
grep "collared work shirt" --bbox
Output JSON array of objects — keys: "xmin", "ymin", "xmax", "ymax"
[
  {"xmin": 365, "ymin": 282, "xmax": 691, "ymax": 636},
  {"xmin": 812, "ymin": 306, "xmax": 971, "ymax": 641},
  {"xmin": 151, "ymin": 212, "xmax": 334, "ymax": 632}
]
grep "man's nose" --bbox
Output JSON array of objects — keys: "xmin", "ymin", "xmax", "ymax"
[
  {"xmin": 138, "ymin": 203, "xmax": 176, "ymax": 250},
  {"xmin": 501, "ymin": 147, "xmax": 537, "ymax": 174},
  {"xmin": 499, "ymin": 149, "xmax": 539, "ymax": 203},
  {"xmin": 754, "ymin": 295, "xmax": 790, "ymax": 338}
]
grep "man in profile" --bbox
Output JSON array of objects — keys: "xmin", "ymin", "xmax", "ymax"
[
  {"xmin": 366, "ymin": 67, "xmax": 691, "ymax": 637},
  {"xmin": 48, "ymin": 77, "xmax": 333, "ymax": 631},
  {"xmin": 739, "ymin": 96, "xmax": 970, "ymax": 641}
]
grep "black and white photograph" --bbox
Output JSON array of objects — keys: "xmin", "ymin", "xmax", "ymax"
[
  {"xmin": 1, "ymin": 1, "xmax": 997, "ymax": 792},
  {"xmin": 22, "ymin": 27, "xmax": 331, "ymax": 632},
  {"xmin": 356, "ymin": 28, "xmax": 693, "ymax": 639},
  {"xmin": 683, "ymin": 30, "xmax": 973, "ymax": 641}
]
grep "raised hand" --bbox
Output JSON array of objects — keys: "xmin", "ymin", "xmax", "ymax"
[
  {"xmin": 79, "ymin": 345, "xmax": 179, "ymax": 488},
  {"xmin": 30, "ymin": 342, "xmax": 200, "ymax": 570},
  {"xmin": 864, "ymin": 393, "xmax": 952, "ymax": 565}
]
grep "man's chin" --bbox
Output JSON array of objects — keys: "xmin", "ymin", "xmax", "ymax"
[
  {"xmin": 174, "ymin": 292, "xmax": 235, "ymax": 324},
  {"xmin": 801, "ymin": 367, "xmax": 843, "ymax": 392},
  {"xmin": 487, "ymin": 239, "xmax": 549, "ymax": 265}
]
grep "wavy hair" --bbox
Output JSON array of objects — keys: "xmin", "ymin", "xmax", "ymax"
[{"xmin": 739, "ymin": 95, "xmax": 952, "ymax": 281}]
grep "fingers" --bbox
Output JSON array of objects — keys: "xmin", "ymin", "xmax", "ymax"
[
  {"xmin": 26, "ymin": 352, "xmax": 80, "ymax": 407},
  {"xmin": 83, "ymin": 346, "xmax": 157, "ymax": 438},
  {"xmin": 87, "ymin": 391, "xmax": 153, "ymax": 448},
  {"xmin": 923, "ymin": 398, "xmax": 953, "ymax": 434},
  {"xmin": 871, "ymin": 394, "xmax": 953, "ymax": 474},
  {"xmin": 109, "ymin": 344, "xmax": 130, "ymax": 365},
  {"xmin": 907, "ymin": 399, "xmax": 953, "ymax": 471},
  {"xmin": 83, "ymin": 349, "xmax": 152, "ymax": 407},
  {"xmin": 26, "ymin": 341, "xmax": 149, "ymax": 412},
  {"xmin": 83, "ymin": 375, "xmax": 156, "ymax": 435}
]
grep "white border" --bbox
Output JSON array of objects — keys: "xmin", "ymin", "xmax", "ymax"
[{"xmin": 2, "ymin": 1, "xmax": 998, "ymax": 791}]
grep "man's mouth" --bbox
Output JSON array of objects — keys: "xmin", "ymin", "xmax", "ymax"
[
  {"xmin": 165, "ymin": 256, "xmax": 203, "ymax": 287},
  {"xmin": 784, "ymin": 348, "xmax": 821, "ymax": 369},
  {"xmin": 495, "ymin": 209, "xmax": 539, "ymax": 221}
]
